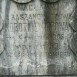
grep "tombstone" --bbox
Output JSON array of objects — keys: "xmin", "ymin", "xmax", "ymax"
[{"xmin": 0, "ymin": 0, "xmax": 77, "ymax": 75}]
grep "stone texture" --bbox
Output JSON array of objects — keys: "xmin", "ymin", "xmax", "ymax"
[
  {"xmin": 44, "ymin": 0, "xmax": 77, "ymax": 75},
  {"xmin": 0, "ymin": 0, "xmax": 77, "ymax": 75}
]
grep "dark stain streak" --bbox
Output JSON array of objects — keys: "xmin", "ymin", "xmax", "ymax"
[
  {"xmin": 69, "ymin": 24, "xmax": 76, "ymax": 33},
  {"xmin": 0, "ymin": 23, "xmax": 5, "ymax": 34},
  {"xmin": 44, "ymin": 3, "xmax": 56, "ymax": 75},
  {"xmin": 0, "ymin": 50, "xmax": 4, "ymax": 56},
  {"xmin": 68, "ymin": 44, "xmax": 76, "ymax": 59}
]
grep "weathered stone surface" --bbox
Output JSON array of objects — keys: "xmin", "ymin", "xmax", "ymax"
[
  {"xmin": 44, "ymin": 0, "xmax": 77, "ymax": 75},
  {"xmin": 0, "ymin": 0, "xmax": 77, "ymax": 75},
  {"xmin": 0, "ymin": 0, "xmax": 47, "ymax": 75}
]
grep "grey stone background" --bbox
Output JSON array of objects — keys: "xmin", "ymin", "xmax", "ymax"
[{"xmin": 0, "ymin": 0, "xmax": 77, "ymax": 75}]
